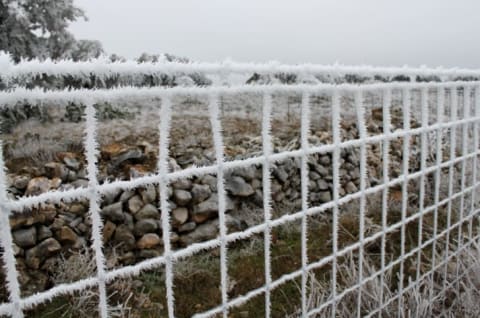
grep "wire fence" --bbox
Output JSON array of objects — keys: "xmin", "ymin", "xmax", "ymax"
[{"xmin": 0, "ymin": 57, "xmax": 480, "ymax": 317}]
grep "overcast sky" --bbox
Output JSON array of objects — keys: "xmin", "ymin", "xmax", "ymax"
[{"xmin": 70, "ymin": 0, "xmax": 480, "ymax": 68}]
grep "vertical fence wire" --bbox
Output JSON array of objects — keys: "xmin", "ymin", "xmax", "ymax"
[
  {"xmin": 330, "ymin": 91, "xmax": 341, "ymax": 318},
  {"xmin": 443, "ymin": 87, "xmax": 458, "ymax": 293},
  {"xmin": 0, "ymin": 140, "xmax": 23, "ymax": 318},
  {"xmin": 83, "ymin": 101, "xmax": 109, "ymax": 318},
  {"xmin": 428, "ymin": 87, "xmax": 444, "ymax": 315},
  {"xmin": 300, "ymin": 92, "xmax": 311, "ymax": 317},
  {"xmin": 397, "ymin": 88, "xmax": 411, "ymax": 317},
  {"xmin": 379, "ymin": 88, "xmax": 392, "ymax": 316},
  {"xmin": 208, "ymin": 93, "xmax": 230, "ymax": 318},
  {"xmin": 355, "ymin": 90, "xmax": 368, "ymax": 318},
  {"xmin": 262, "ymin": 93, "xmax": 273, "ymax": 317},
  {"xmin": 470, "ymin": 87, "xmax": 480, "ymax": 242},
  {"xmin": 157, "ymin": 96, "xmax": 175, "ymax": 318}
]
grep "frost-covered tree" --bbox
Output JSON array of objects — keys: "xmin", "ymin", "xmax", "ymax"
[{"xmin": 0, "ymin": 0, "xmax": 103, "ymax": 61}]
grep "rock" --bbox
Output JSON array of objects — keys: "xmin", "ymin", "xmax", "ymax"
[
  {"xmin": 311, "ymin": 191, "xmax": 332, "ymax": 203},
  {"xmin": 12, "ymin": 243, "xmax": 22, "ymax": 256},
  {"xmin": 69, "ymin": 203, "xmax": 87, "ymax": 215},
  {"xmin": 49, "ymin": 177, "xmax": 62, "ymax": 189},
  {"xmin": 71, "ymin": 179, "xmax": 89, "ymax": 188},
  {"xmin": 102, "ymin": 189, "xmax": 122, "ymax": 206},
  {"xmin": 200, "ymin": 175, "xmax": 217, "ymax": 191},
  {"xmin": 128, "ymin": 195, "xmax": 144, "ymax": 213},
  {"xmin": 345, "ymin": 181, "xmax": 358, "ymax": 194},
  {"xmin": 137, "ymin": 233, "xmax": 162, "ymax": 249},
  {"xmin": 172, "ymin": 207, "xmax": 189, "ymax": 226},
  {"xmin": 9, "ymin": 208, "xmax": 57, "ymax": 230},
  {"xmin": 25, "ymin": 177, "xmax": 51, "ymax": 196},
  {"xmin": 140, "ymin": 185, "xmax": 157, "ymax": 204},
  {"xmin": 37, "ymin": 225, "xmax": 52, "ymax": 241},
  {"xmin": 172, "ymin": 179, "xmax": 192, "ymax": 190},
  {"xmin": 317, "ymin": 179, "xmax": 329, "ymax": 191},
  {"xmin": 173, "ymin": 189, "xmax": 192, "ymax": 206},
  {"xmin": 101, "ymin": 202, "xmax": 125, "ymax": 223},
  {"xmin": 128, "ymin": 164, "xmax": 150, "ymax": 178},
  {"xmin": 314, "ymin": 164, "xmax": 329, "ymax": 177},
  {"xmin": 44, "ymin": 162, "xmax": 69, "ymax": 181},
  {"xmin": 225, "ymin": 176, "xmax": 254, "ymax": 197},
  {"xmin": 138, "ymin": 249, "xmax": 163, "ymax": 259},
  {"xmin": 319, "ymin": 155, "xmax": 331, "ymax": 165},
  {"xmin": 192, "ymin": 194, "xmax": 234, "ymax": 223},
  {"xmin": 13, "ymin": 227, "xmax": 37, "ymax": 248},
  {"xmin": 13, "ymin": 175, "xmax": 30, "ymax": 190},
  {"xmin": 232, "ymin": 166, "xmax": 256, "ymax": 181},
  {"xmin": 309, "ymin": 171, "xmax": 321, "ymax": 181},
  {"xmin": 25, "ymin": 238, "xmax": 61, "ymax": 269},
  {"xmin": 134, "ymin": 219, "xmax": 158, "ymax": 236},
  {"xmin": 191, "ymin": 184, "xmax": 211, "ymax": 203},
  {"xmin": 273, "ymin": 166, "xmax": 289, "ymax": 183},
  {"xmin": 102, "ymin": 143, "xmax": 145, "ymax": 170},
  {"xmin": 179, "ymin": 216, "xmax": 240, "ymax": 246},
  {"xmin": 135, "ymin": 204, "xmax": 160, "ymax": 220},
  {"xmin": 119, "ymin": 189, "xmax": 136, "ymax": 202},
  {"xmin": 178, "ymin": 222, "xmax": 196, "ymax": 233},
  {"xmin": 114, "ymin": 225, "xmax": 136, "ymax": 250},
  {"xmin": 103, "ymin": 221, "xmax": 116, "ymax": 242},
  {"xmin": 57, "ymin": 226, "xmax": 78, "ymax": 244}
]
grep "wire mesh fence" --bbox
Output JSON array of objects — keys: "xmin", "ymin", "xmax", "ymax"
[{"xmin": 0, "ymin": 56, "xmax": 480, "ymax": 317}]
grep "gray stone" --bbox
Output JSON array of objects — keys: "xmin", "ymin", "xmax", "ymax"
[
  {"xmin": 314, "ymin": 164, "xmax": 329, "ymax": 177},
  {"xmin": 319, "ymin": 155, "xmax": 331, "ymax": 166},
  {"xmin": 232, "ymin": 166, "xmax": 256, "ymax": 181},
  {"xmin": 128, "ymin": 195, "xmax": 144, "ymax": 213},
  {"xmin": 226, "ymin": 176, "xmax": 254, "ymax": 197},
  {"xmin": 345, "ymin": 181, "xmax": 358, "ymax": 194},
  {"xmin": 273, "ymin": 166, "xmax": 289, "ymax": 183},
  {"xmin": 36, "ymin": 225, "xmax": 52, "ymax": 241},
  {"xmin": 102, "ymin": 189, "xmax": 122, "ymax": 206},
  {"xmin": 113, "ymin": 224, "xmax": 136, "ymax": 250},
  {"xmin": 71, "ymin": 179, "xmax": 89, "ymax": 189},
  {"xmin": 179, "ymin": 215, "xmax": 240, "ymax": 246},
  {"xmin": 193, "ymin": 193, "xmax": 234, "ymax": 223},
  {"xmin": 25, "ymin": 238, "xmax": 61, "ymax": 269},
  {"xmin": 310, "ymin": 191, "xmax": 332, "ymax": 203},
  {"xmin": 178, "ymin": 222, "xmax": 196, "ymax": 233},
  {"xmin": 63, "ymin": 157, "xmax": 80, "ymax": 171},
  {"xmin": 172, "ymin": 207, "xmax": 189, "ymax": 225},
  {"xmin": 173, "ymin": 189, "xmax": 192, "ymax": 206},
  {"xmin": 101, "ymin": 202, "xmax": 125, "ymax": 223},
  {"xmin": 135, "ymin": 204, "xmax": 160, "ymax": 220},
  {"xmin": 134, "ymin": 219, "xmax": 159, "ymax": 236},
  {"xmin": 119, "ymin": 189, "xmax": 136, "ymax": 202},
  {"xmin": 200, "ymin": 175, "xmax": 217, "ymax": 191},
  {"xmin": 309, "ymin": 171, "xmax": 321, "ymax": 181},
  {"xmin": 140, "ymin": 185, "xmax": 157, "ymax": 204},
  {"xmin": 317, "ymin": 179, "xmax": 330, "ymax": 191},
  {"xmin": 191, "ymin": 184, "xmax": 211, "ymax": 203},
  {"xmin": 13, "ymin": 175, "xmax": 30, "ymax": 190},
  {"xmin": 13, "ymin": 227, "xmax": 37, "ymax": 248},
  {"xmin": 172, "ymin": 179, "xmax": 192, "ymax": 190},
  {"xmin": 44, "ymin": 162, "xmax": 69, "ymax": 181}
]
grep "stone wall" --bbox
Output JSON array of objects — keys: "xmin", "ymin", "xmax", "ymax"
[{"xmin": 5, "ymin": 107, "xmax": 421, "ymax": 295}]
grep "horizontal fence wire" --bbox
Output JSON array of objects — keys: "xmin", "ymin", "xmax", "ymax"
[{"xmin": 0, "ymin": 58, "xmax": 479, "ymax": 317}]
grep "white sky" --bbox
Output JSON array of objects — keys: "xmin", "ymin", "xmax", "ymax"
[{"xmin": 70, "ymin": 0, "xmax": 480, "ymax": 68}]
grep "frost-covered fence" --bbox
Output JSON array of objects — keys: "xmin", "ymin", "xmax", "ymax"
[{"xmin": 1, "ymin": 56, "xmax": 480, "ymax": 317}]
